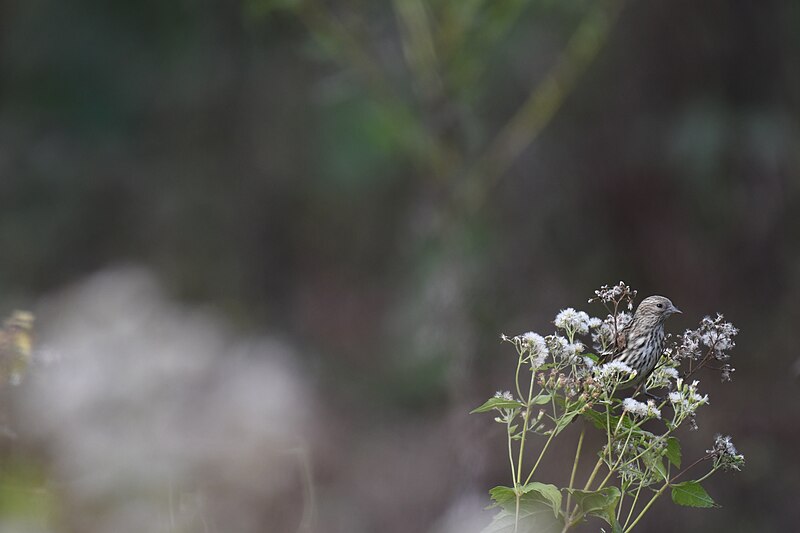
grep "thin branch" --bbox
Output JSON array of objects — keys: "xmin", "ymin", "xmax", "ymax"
[{"xmin": 457, "ymin": 0, "xmax": 627, "ymax": 215}]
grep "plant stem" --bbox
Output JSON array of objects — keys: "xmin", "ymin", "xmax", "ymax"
[
  {"xmin": 507, "ymin": 420, "xmax": 517, "ymax": 482},
  {"xmin": 514, "ymin": 355, "xmax": 525, "ymax": 400},
  {"xmin": 515, "ymin": 366, "xmax": 538, "ymax": 485},
  {"xmin": 624, "ymin": 457, "xmax": 717, "ymax": 532},
  {"xmin": 595, "ymin": 423, "xmax": 635, "ymax": 490},
  {"xmin": 623, "ymin": 483, "xmax": 643, "ymax": 528},
  {"xmin": 513, "ymin": 359, "xmax": 538, "ymax": 532},
  {"xmin": 624, "ymin": 482, "xmax": 669, "ymax": 532},
  {"xmin": 524, "ymin": 427, "xmax": 558, "ymax": 485},
  {"xmin": 565, "ymin": 426, "xmax": 586, "ymax": 513},
  {"xmin": 582, "ymin": 456, "xmax": 605, "ymax": 491}
]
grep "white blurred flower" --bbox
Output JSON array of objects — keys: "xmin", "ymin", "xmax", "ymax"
[{"xmin": 18, "ymin": 267, "xmax": 312, "ymax": 533}]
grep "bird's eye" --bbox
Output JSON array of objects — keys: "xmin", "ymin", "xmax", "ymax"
[{"xmin": 656, "ymin": 303, "xmax": 663, "ymax": 308}]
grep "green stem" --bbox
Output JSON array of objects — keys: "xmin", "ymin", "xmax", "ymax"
[
  {"xmin": 623, "ymin": 483, "xmax": 643, "ymax": 528},
  {"xmin": 623, "ymin": 482, "xmax": 669, "ymax": 532},
  {"xmin": 523, "ymin": 427, "xmax": 558, "ymax": 485},
  {"xmin": 514, "ymin": 354, "xmax": 525, "ymax": 400},
  {"xmin": 617, "ymin": 486, "xmax": 626, "ymax": 521},
  {"xmin": 507, "ymin": 419, "xmax": 517, "ymax": 482},
  {"xmin": 582, "ymin": 456, "xmax": 605, "ymax": 491},
  {"xmin": 513, "ymin": 358, "xmax": 538, "ymax": 532},
  {"xmin": 565, "ymin": 426, "xmax": 586, "ymax": 513},
  {"xmin": 595, "ymin": 422, "xmax": 636, "ymax": 490},
  {"xmin": 515, "ymin": 367, "xmax": 538, "ymax": 485},
  {"xmin": 624, "ymin": 458, "xmax": 717, "ymax": 532}
]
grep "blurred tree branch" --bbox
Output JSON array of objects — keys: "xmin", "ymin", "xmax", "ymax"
[
  {"xmin": 456, "ymin": 0, "xmax": 626, "ymax": 216},
  {"xmin": 296, "ymin": 0, "xmax": 455, "ymax": 179},
  {"xmin": 268, "ymin": 0, "xmax": 627, "ymax": 221}
]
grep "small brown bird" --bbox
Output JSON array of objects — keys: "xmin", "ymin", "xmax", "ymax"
[
  {"xmin": 601, "ymin": 296, "xmax": 681, "ymax": 392},
  {"xmin": 0, "ymin": 311, "xmax": 34, "ymax": 386}
]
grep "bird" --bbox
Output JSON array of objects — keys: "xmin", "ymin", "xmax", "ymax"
[
  {"xmin": 0, "ymin": 310, "xmax": 34, "ymax": 386},
  {"xmin": 600, "ymin": 295, "xmax": 681, "ymax": 393}
]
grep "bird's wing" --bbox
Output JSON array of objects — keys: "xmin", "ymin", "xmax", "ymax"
[{"xmin": 598, "ymin": 320, "xmax": 633, "ymax": 364}]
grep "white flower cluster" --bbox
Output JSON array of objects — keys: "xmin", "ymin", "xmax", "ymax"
[
  {"xmin": 707, "ymin": 434, "xmax": 745, "ymax": 471},
  {"xmin": 622, "ymin": 397, "xmax": 661, "ymax": 419},
  {"xmin": 494, "ymin": 390, "xmax": 515, "ymax": 401},
  {"xmin": 521, "ymin": 332, "xmax": 548, "ymax": 368},
  {"xmin": 593, "ymin": 361, "xmax": 637, "ymax": 390},
  {"xmin": 668, "ymin": 378, "xmax": 709, "ymax": 419},
  {"xmin": 646, "ymin": 365, "xmax": 679, "ymax": 390},
  {"xmin": 546, "ymin": 334, "xmax": 585, "ymax": 365},
  {"xmin": 503, "ymin": 332, "xmax": 549, "ymax": 370},
  {"xmin": 492, "ymin": 391, "xmax": 519, "ymax": 424},
  {"xmin": 554, "ymin": 308, "xmax": 592, "ymax": 336}
]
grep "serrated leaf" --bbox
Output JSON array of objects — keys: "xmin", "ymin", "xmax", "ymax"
[
  {"xmin": 665, "ymin": 437, "xmax": 682, "ymax": 468},
  {"xmin": 471, "ymin": 397, "xmax": 523, "ymax": 414},
  {"xmin": 488, "ymin": 486, "xmax": 516, "ymax": 508},
  {"xmin": 489, "ymin": 484, "xmax": 562, "ymax": 518},
  {"xmin": 520, "ymin": 482, "xmax": 562, "ymax": 517},
  {"xmin": 565, "ymin": 487, "xmax": 621, "ymax": 525},
  {"xmin": 670, "ymin": 481, "xmax": 718, "ymax": 508}
]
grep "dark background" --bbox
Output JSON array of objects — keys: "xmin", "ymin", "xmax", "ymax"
[{"xmin": 1, "ymin": 0, "xmax": 798, "ymax": 531}]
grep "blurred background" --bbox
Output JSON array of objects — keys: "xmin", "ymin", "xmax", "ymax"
[{"xmin": 0, "ymin": 0, "xmax": 798, "ymax": 531}]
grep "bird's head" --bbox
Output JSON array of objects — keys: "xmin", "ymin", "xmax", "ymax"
[{"xmin": 634, "ymin": 295, "xmax": 681, "ymax": 325}]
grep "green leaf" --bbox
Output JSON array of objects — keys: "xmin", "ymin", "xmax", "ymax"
[
  {"xmin": 520, "ymin": 482, "xmax": 562, "ymax": 517},
  {"xmin": 665, "ymin": 437, "xmax": 682, "ymax": 468},
  {"xmin": 489, "ymin": 483, "xmax": 562, "ymax": 518},
  {"xmin": 530, "ymin": 394, "xmax": 552, "ymax": 405},
  {"xmin": 554, "ymin": 412, "xmax": 578, "ymax": 434},
  {"xmin": 565, "ymin": 487, "xmax": 621, "ymax": 526},
  {"xmin": 481, "ymin": 502, "xmax": 564, "ymax": 533},
  {"xmin": 583, "ymin": 353, "xmax": 600, "ymax": 362},
  {"xmin": 580, "ymin": 407, "xmax": 609, "ymax": 430},
  {"xmin": 488, "ymin": 486, "xmax": 516, "ymax": 508},
  {"xmin": 652, "ymin": 458, "xmax": 668, "ymax": 482},
  {"xmin": 670, "ymin": 481, "xmax": 719, "ymax": 508},
  {"xmin": 471, "ymin": 397, "xmax": 523, "ymax": 414},
  {"xmin": 484, "ymin": 485, "xmax": 564, "ymax": 533}
]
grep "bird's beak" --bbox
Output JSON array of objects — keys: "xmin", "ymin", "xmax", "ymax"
[{"xmin": 671, "ymin": 306, "xmax": 682, "ymax": 315}]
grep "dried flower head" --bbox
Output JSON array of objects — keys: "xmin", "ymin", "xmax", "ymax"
[
  {"xmin": 707, "ymin": 435, "xmax": 745, "ymax": 471},
  {"xmin": 589, "ymin": 281, "xmax": 638, "ymax": 310}
]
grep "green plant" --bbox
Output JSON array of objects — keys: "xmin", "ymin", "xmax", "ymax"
[{"xmin": 473, "ymin": 282, "xmax": 744, "ymax": 532}]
